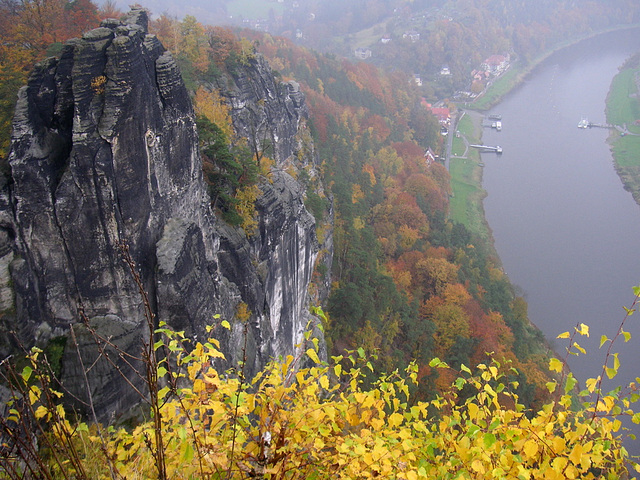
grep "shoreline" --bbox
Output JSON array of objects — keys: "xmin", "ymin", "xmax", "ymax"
[
  {"xmin": 448, "ymin": 110, "xmax": 501, "ymax": 266},
  {"xmin": 605, "ymin": 52, "xmax": 640, "ymax": 206},
  {"xmin": 469, "ymin": 23, "xmax": 640, "ymax": 111},
  {"xmin": 446, "ymin": 25, "xmax": 640, "ymax": 348},
  {"xmin": 448, "ymin": 23, "xmax": 640, "ymax": 256}
]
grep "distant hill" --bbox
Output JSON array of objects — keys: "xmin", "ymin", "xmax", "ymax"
[
  {"xmin": 98, "ymin": 0, "xmax": 229, "ymax": 23},
  {"xmin": 96, "ymin": 0, "xmax": 640, "ymax": 98}
]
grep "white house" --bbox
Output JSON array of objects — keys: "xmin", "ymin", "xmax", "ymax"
[
  {"xmin": 424, "ymin": 147, "xmax": 436, "ymax": 166},
  {"xmin": 355, "ymin": 47, "xmax": 372, "ymax": 59},
  {"xmin": 481, "ymin": 54, "xmax": 510, "ymax": 75},
  {"xmin": 402, "ymin": 30, "xmax": 420, "ymax": 42}
]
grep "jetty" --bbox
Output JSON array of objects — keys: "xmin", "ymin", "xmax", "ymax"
[
  {"xmin": 470, "ymin": 144, "xmax": 503, "ymax": 154},
  {"xmin": 577, "ymin": 117, "xmax": 615, "ymax": 129},
  {"xmin": 577, "ymin": 117, "xmax": 638, "ymax": 136}
]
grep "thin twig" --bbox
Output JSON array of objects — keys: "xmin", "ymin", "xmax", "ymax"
[
  {"xmin": 118, "ymin": 242, "xmax": 167, "ymax": 480},
  {"xmin": 70, "ymin": 325, "xmax": 121, "ymax": 480},
  {"xmin": 226, "ymin": 321, "xmax": 249, "ymax": 480},
  {"xmin": 591, "ymin": 289, "xmax": 640, "ymax": 420},
  {"xmin": 78, "ymin": 313, "xmax": 149, "ymax": 402}
]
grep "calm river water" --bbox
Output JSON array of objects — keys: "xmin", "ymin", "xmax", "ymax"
[{"xmin": 480, "ymin": 27, "xmax": 640, "ymax": 450}]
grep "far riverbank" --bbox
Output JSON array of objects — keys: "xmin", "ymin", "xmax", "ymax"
[{"xmin": 605, "ymin": 52, "xmax": 640, "ymax": 205}]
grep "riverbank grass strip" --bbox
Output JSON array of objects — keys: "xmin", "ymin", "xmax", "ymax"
[
  {"xmin": 472, "ymin": 66, "xmax": 521, "ymax": 111},
  {"xmin": 607, "ymin": 54, "xmax": 640, "ymax": 203},
  {"xmin": 449, "ymin": 113, "xmax": 490, "ymax": 240},
  {"xmin": 449, "ymin": 157, "xmax": 482, "ymax": 228}
]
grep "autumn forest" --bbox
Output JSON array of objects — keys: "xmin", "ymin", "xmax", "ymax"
[
  {"xmin": 2, "ymin": 0, "xmax": 640, "ymax": 410},
  {"xmin": 2, "ymin": 0, "xmax": 640, "ymax": 477}
]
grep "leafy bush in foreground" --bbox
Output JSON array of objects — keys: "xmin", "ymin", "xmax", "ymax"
[{"xmin": 2, "ymin": 297, "xmax": 640, "ymax": 480}]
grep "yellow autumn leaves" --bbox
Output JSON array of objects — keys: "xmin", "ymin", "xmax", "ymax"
[{"xmin": 7, "ymin": 316, "xmax": 640, "ymax": 480}]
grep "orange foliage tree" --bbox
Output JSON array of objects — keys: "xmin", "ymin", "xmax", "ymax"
[
  {"xmin": 0, "ymin": 0, "xmax": 100, "ymax": 159},
  {"xmin": 179, "ymin": 15, "xmax": 210, "ymax": 74},
  {"xmin": 206, "ymin": 25, "xmax": 241, "ymax": 69},
  {"xmin": 151, "ymin": 14, "xmax": 180, "ymax": 53}
]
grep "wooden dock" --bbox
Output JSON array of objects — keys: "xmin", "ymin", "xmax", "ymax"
[
  {"xmin": 587, "ymin": 122, "xmax": 614, "ymax": 129},
  {"xmin": 578, "ymin": 117, "xmax": 637, "ymax": 136},
  {"xmin": 470, "ymin": 144, "xmax": 503, "ymax": 154}
]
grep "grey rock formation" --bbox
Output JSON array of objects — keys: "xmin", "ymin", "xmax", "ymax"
[
  {"xmin": 210, "ymin": 52, "xmax": 332, "ymax": 365},
  {"xmin": 0, "ymin": 8, "xmax": 329, "ymax": 420}
]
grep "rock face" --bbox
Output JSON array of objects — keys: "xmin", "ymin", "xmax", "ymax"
[{"xmin": 0, "ymin": 9, "xmax": 329, "ymax": 419}]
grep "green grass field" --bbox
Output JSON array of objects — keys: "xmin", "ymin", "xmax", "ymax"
[
  {"xmin": 349, "ymin": 21, "xmax": 387, "ymax": 49},
  {"xmin": 451, "ymin": 136, "xmax": 466, "ymax": 157},
  {"xmin": 606, "ymin": 59, "xmax": 640, "ymax": 204},
  {"xmin": 607, "ymin": 68, "xmax": 640, "ymax": 133},
  {"xmin": 449, "ymin": 158, "xmax": 477, "ymax": 223},
  {"xmin": 612, "ymin": 135, "xmax": 640, "ymax": 168},
  {"xmin": 448, "ymin": 112, "xmax": 490, "ymax": 240}
]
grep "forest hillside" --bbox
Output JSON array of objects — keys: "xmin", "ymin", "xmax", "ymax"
[
  {"xmin": 1, "ymin": 2, "xmax": 640, "ymax": 479},
  {"xmin": 0, "ymin": 0, "xmax": 596, "ymax": 409},
  {"xmin": 144, "ymin": 12, "xmax": 553, "ymax": 405}
]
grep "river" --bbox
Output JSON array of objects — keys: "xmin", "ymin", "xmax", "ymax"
[{"xmin": 479, "ymin": 28, "xmax": 640, "ymax": 452}]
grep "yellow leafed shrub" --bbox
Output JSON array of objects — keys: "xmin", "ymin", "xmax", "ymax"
[{"xmin": 3, "ymin": 309, "xmax": 640, "ymax": 480}]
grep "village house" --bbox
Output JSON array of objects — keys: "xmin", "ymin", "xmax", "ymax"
[
  {"xmin": 424, "ymin": 103, "xmax": 451, "ymax": 128},
  {"xmin": 402, "ymin": 30, "xmax": 420, "ymax": 42},
  {"xmin": 354, "ymin": 47, "xmax": 372, "ymax": 60},
  {"xmin": 440, "ymin": 65, "xmax": 451, "ymax": 75},
  {"xmin": 424, "ymin": 147, "xmax": 437, "ymax": 166},
  {"xmin": 413, "ymin": 74, "xmax": 423, "ymax": 86},
  {"xmin": 481, "ymin": 54, "xmax": 510, "ymax": 75},
  {"xmin": 380, "ymin": 35, "xmax": 392, "ymax": 44},
  {"xmin": 471, "ymin": 69, "xmax": 490, "ymax": 82},
  {"xmin": 422, "ymin": 101, "xmax": 451, "ymax": 136}
]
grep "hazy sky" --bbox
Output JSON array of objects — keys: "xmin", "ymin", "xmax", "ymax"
[{"xmin": 99, "ymin": 0, "xmax": 231, "ymax": 24}]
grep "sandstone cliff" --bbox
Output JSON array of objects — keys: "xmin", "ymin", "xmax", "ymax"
[{"xmin": 0, "ymin": 8, "xmax": 330, "ymax": 419}]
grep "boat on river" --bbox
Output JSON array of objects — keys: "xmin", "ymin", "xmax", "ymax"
[{"xmin": 578, "ymin": 117, "xmax": 589, "ymax": 128}]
